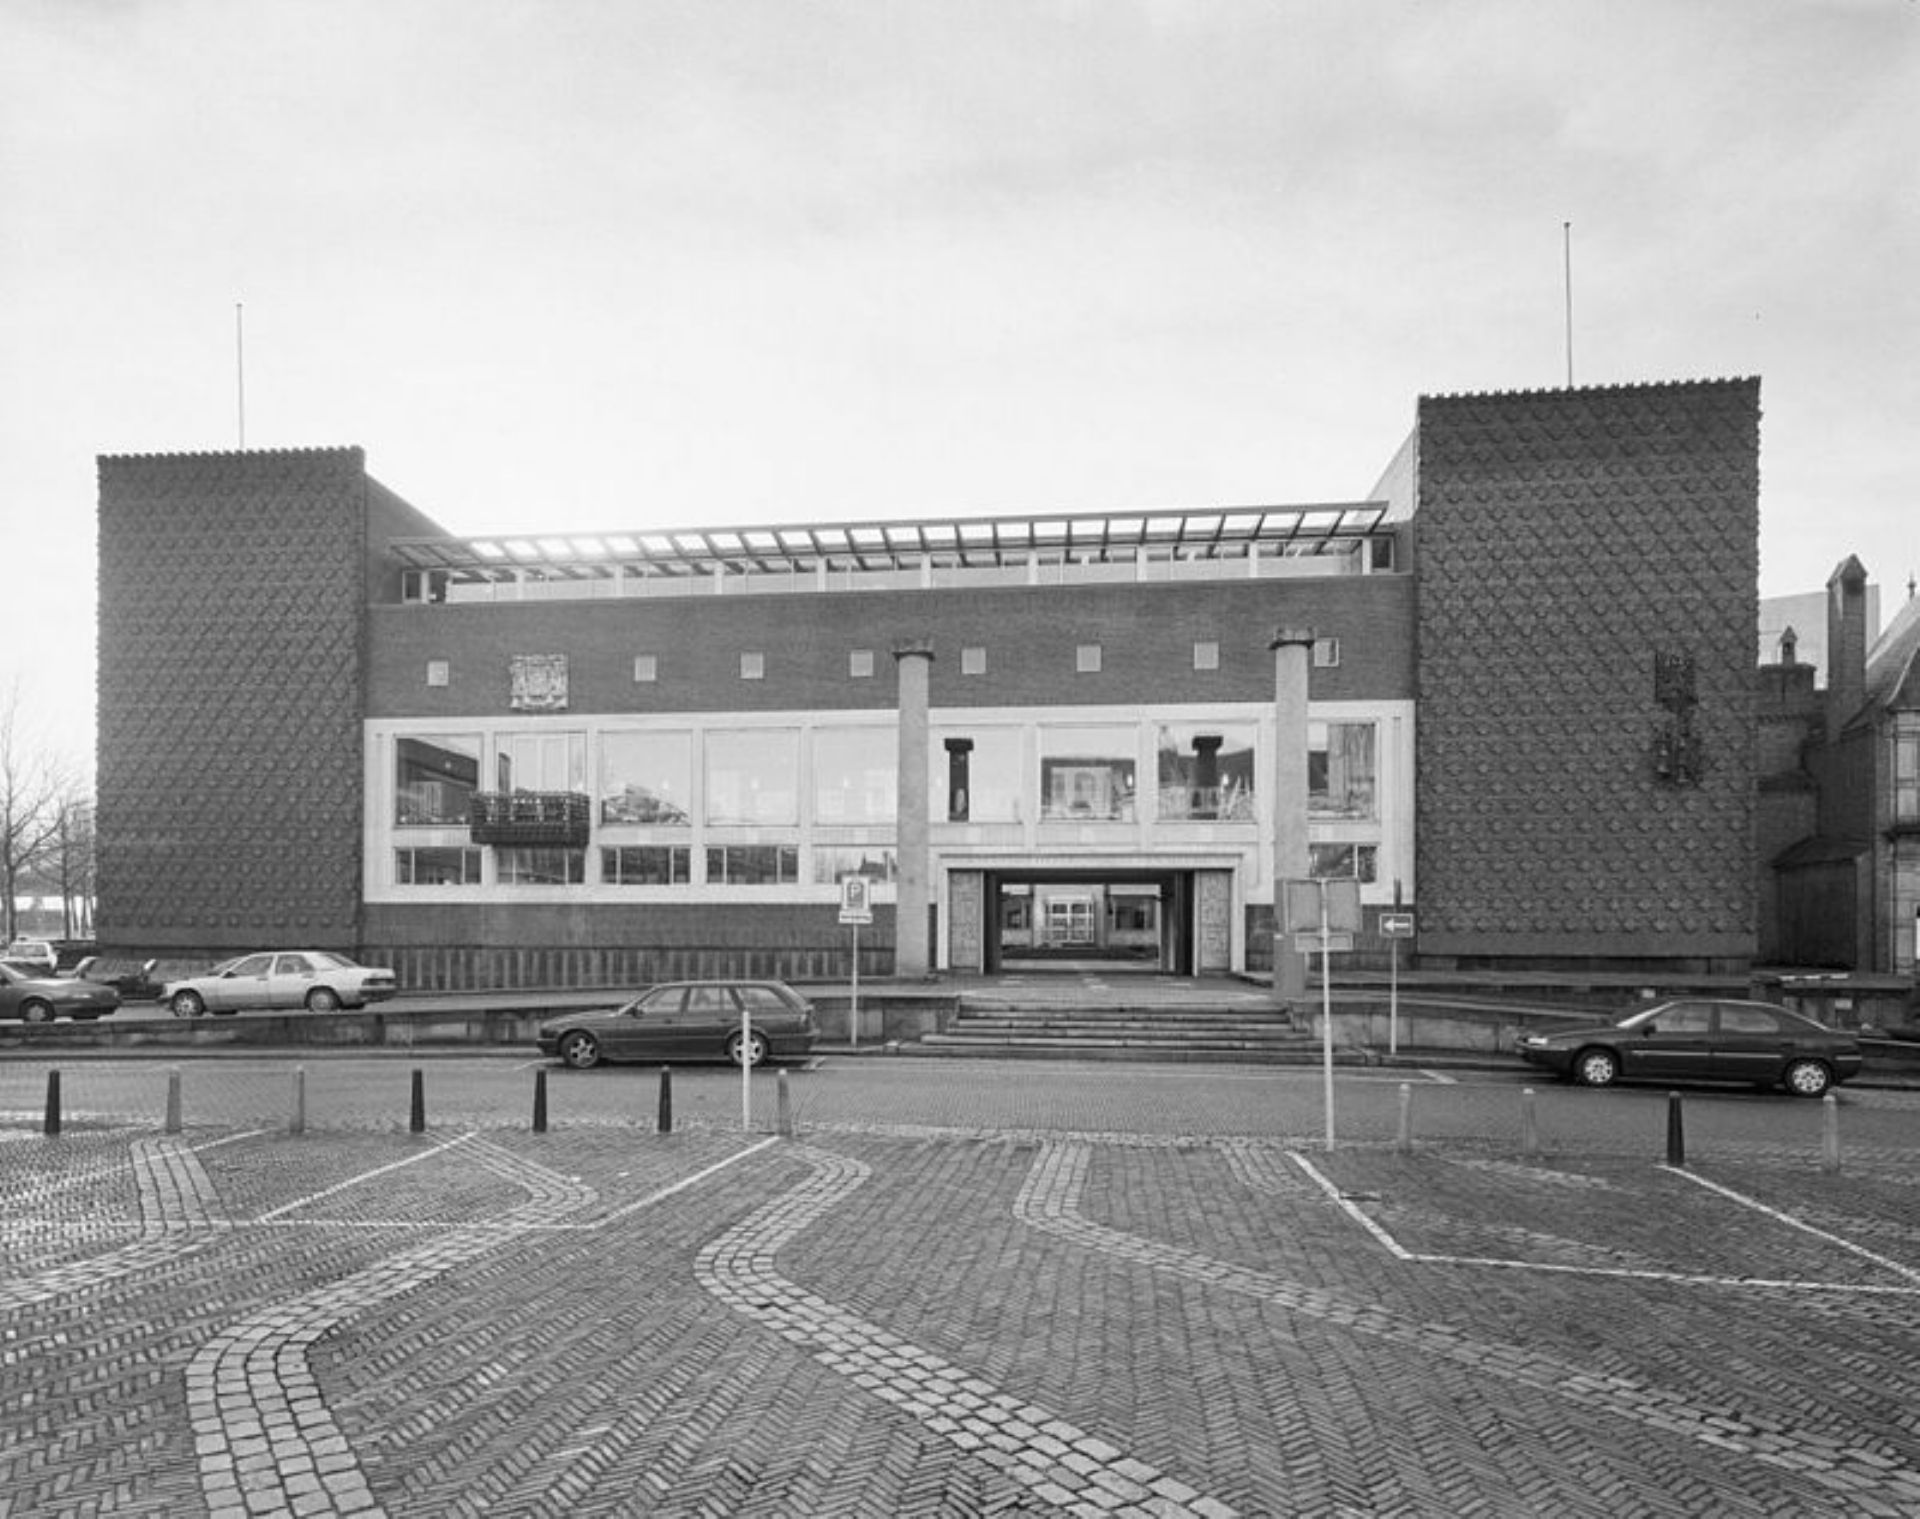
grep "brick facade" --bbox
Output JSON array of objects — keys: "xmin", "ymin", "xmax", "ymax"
[
  {"xmin": 96, "ymin": 450, "xmax": 407, "ymax": 951},
  {"xmin": 1413, "ymin": 380, "xmax": 1761, "ymax": 970}
]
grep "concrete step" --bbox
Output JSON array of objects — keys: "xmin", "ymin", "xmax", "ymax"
[
  {"xmin": 906, "ymin": 1032, "xmax": 1348, "ymax": 1064},
  {"xmin": 951, "ymin": 1013, "xmax": 1298, "ymax": 1032}
]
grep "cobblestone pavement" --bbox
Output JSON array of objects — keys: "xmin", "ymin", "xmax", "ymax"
[{"xmin": 6, "ymin": 1071, "xmax": 1920, "ymax": 1516}]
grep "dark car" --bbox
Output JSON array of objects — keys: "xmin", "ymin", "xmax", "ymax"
[
  {"xmin": 537, "ymin": 980, "xmax": 818, "ymax": 1070},
  {"xmin": 0, "ymin": 962, "xmax": 121, "ymax": 1023},
  {"xmin": 1517, "ymin": 998, "xmax": 1863, "ymax": 1097}
]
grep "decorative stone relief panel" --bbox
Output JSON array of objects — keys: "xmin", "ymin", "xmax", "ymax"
[
  {"xmin": 510, "ymin": 654, "xmax": 570, "ymax": 712},
  {"xmin": 948, "ymin": 871, "xmax": 985, "ymax": 972},
  {"xmin": 1197, "ymin": 869, "xmax": 1232, "ymax": 973}
]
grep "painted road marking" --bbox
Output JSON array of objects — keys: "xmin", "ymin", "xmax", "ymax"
[{"xmin": 1291, "ymin": 1152, "xmax": 1920, "ymax": 1295}]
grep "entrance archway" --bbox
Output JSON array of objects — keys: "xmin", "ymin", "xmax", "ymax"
[{"xmin": 983, "ymin": 868, "xmax": 1194, "ymax": 974}]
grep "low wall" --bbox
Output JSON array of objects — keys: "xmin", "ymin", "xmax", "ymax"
[{"xmin": 0, "ymin": 992, "xmax": 959, "ymax": 1055}]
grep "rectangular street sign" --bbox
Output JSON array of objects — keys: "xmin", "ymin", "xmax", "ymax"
[
  {"xmin": 1292, "ymin": 932, "xmax": 1354, "ymax": 954},
  {"xmin": 839, "ymin": 875, "xmax": 872, "ymax": 924},
  {"xmin": 1380, "ymin": 912, "xmax": 1416, "ymax": 939}
]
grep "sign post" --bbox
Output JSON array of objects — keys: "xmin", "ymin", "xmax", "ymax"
[
  {"xmin": 1380, "ymin": 911, "xmax": 1416, "ymax": 1055},
  {"xmin": 1285, "ymin": 878, "xmax": 1362, "ymax": 1150},
  {"xmin": 740, "ymin": 996, "xmax": 751, "ymax": 1131},
  {"xmin": 839, "ymin": 876, "xmax": 873, "ymax": 1048}
]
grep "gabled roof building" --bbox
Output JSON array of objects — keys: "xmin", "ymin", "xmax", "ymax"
[{"xmin": 1761, "ymin": 560, "xmax": 1920, "ymax": 976}]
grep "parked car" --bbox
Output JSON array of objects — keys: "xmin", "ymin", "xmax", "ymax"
[
  {"xmin": 4, "ymin": 938, "xmax": 59, "ymax": 973},
  {"xmin": 162, "ymin": 951, "xmax": 399, "ymax": 1017},
  {"xmin": 0, "ymin": 962, "xmax": 121, "ymax": 1022},
  {"xmin": 537, "ymin": 980, "xmax": 818, "ymax": 1070},
  {"xmin": 1517, "ymin": 998, "xmax": 1863, "ymax": 1097}
]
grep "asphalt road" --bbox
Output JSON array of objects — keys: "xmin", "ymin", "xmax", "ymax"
[{"xmin": 7, "ymin": 1057, "xmax": 1920, "ymax": 1516}]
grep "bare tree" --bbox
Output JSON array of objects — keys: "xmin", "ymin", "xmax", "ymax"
[
  {"xmin": 47, "ymin": 782, "xmax": 97, "ymax": 940},
  {"xmin": 0, "ymin": 682, "xmax": 72, "ymax": 943}
]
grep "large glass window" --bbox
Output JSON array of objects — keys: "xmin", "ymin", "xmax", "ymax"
[
  {"xmin": 813, "ymin": 727, "xmax": 897, "ymax": 824},
  {"xmin": 394, "ymin": 847, "xmax": 481, "ymax": 885},
  {"xmin": 1309, "ymin": 843, "xmax": 1378, "ymax": 883},
  {"xmin": 935, "ymin": 729, "xmax": 1023, "ymax": 822},
  {"xmin": 706, "ymin": 845, "xmax": 800, "ymax": 885},
  {"xmin": 1308, "ymin": 722, "xmax": 1377, "ymax": 820},
  {"xmin": 705, "ymin": 729, "xmax": 800, "ymax": 824},
  {"xmin": 396, "ymin": 734, "xmax": 480, "ymax": 825},
  {"xmin": 496, "ymin": 847, "xmax": 585, "ymax": 885},
  {"xmin": 1156, "ymin": 724, "xmax": 1256, "ymax": 821},
  {"xmin": 1897, "ymin": 728, "xmax": 1920, "ymax": 824},
  {"xmin": 602, "ymin": 846, "xmax": 691, "ymax": 885},
  {"xmin": 812, "ymin": 846, "xmax": 897, "ymax": 885},
  {"xmin": 1040, "ymin": 727, "xmax": 1136, "ymax": 821},
  {"xmin": 601, "ymin": 731, "xmax": 692, "ymax": 824},
  {"xmin": 496, "ymin": 731, "xmax": 587, "ymax": 794}
]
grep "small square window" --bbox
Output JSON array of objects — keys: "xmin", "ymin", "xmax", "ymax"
[
  {"xmin": 426, "ymin": 660, "xmax": 450, "ymax": 688},
  {"xmin": 1314, "ymin": 638, "xmax": 1341, "ymax": 669},
  {"xmin": 1193, "ymin": 641, "xmax": 1219, "ymax": 671},
  {"xmin": 633, "ymin": 654, "xmax": 658, "ymax": 683},
  {"xmin": 1076, "ymin": 644, "xmax": 1102, "ymax": 674},
  {"xmin": 961, "ymin": 647, "xmax": 987, "ymax": 676},
  {"xmin": 850, "ymin": 649, "xmax": 875, "ymax": 678},
  {"xmin": 740, "ymin": 652, "xmax": 765, "ymax": 680}
]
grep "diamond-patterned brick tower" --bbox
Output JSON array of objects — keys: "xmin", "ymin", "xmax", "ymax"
[
  {"xmin": 1413, "ymin": 380, "xmax": 1761, "ymax": 968},
  {"xmin": 96, "ymin": 449, "xmax": 382, "ymax": 952}
]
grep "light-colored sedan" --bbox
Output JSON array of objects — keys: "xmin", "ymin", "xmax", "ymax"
[{"xmin": 163, "ymin": 951, "xmax": 399, "ymax": 1017}]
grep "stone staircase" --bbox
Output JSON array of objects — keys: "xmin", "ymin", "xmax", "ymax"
[{"xmin": 904, "ymin": 982, "xmax": 1332, "ymax": 1063}]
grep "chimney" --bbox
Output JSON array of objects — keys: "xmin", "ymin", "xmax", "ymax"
[{"xmin": 1826, "ymin": 556, "xmax": 1868, "ymax": 742}]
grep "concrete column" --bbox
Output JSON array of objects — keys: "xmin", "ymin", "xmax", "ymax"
[
  {"xmin": 1270, "ymin": 627, "xmax": 1316, "ymax": 1007},
  {"xmin": 893, "ymin": 641, "xmax": 935, "ymax": 977}
]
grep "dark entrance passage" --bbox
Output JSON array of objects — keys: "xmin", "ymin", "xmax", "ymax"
[{"xmin": 985, "ymin": 868, "xmax": 1194, "ymax": 974}]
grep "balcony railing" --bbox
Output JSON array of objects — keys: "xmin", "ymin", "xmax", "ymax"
[{"xmin": 468, "ymin": 791, "xmax": 591, "ymax": 847}]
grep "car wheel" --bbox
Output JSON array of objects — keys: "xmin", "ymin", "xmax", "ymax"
[
  {"xmin": 21, "ymin": 1000, "xmax": 54, "ymax": 1024},
  {"xmin": 1572, "ymin": 1047, "xmax": 1620, "ymax": 1088},
  {"xmin": 558, "ymin": 1031, "xmax": 602, "ymax": 1070},
  {"xmin": 171, "ymin": 990, "xmax": 207, "ymax": 1019},
  {"xmin": 305, "ymin": 986, "xmax": 342, "ymax": 1013},
  {"xmin": 727, "ymin": 1030, "xmax": 769, "ymax": 1068},
  {"xmin": 1783, "ymin": 1059, "xmax": 1832, "ymax": 1098}
]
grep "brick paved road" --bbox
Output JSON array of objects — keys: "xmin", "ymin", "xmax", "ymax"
[{"xmin": 6, "ymin": 1062, "xmax": 1920, "ymax": 1516}]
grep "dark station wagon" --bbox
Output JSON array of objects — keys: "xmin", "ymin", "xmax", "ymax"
[{"xmin": 537, "ymin": 979, "xmax": 819, "ymax": 1070}]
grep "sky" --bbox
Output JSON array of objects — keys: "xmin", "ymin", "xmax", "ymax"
[{"xmin": 3, "ymin": 0, "xmax": 1916, "ymax": 773}]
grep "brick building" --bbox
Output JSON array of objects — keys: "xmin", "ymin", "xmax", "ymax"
[
  {"xmin": 96, "ymin": 378, "xmax": 1764, "ymax": 988},
  {"xmin": 1760, "ymin": 561, "xmax": 1920, "ymax": 975}
]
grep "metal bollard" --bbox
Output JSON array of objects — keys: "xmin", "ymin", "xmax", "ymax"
[
  {"xmin": 1821, "ymin": 1093, "xmax": 1841, "ymax": 1174},
  {"xmin": 290, "ymin": 1067, "xmax": 306, "ymax": 1136},
  {"xmin": 777, "ymin": 1070, "xmax": 793, "ymax": 1138},
  {"xmin": 409, "ymin": 1068, "xmax": 426, "ymax": 1134},
  {"xmin": 658, "ymin": 1066, "xmax": 673, "ymax": 1134},
  {"xmin": 44, "ymin": 1070, "xmax": 61, "ymax": 1137},
  {"xmin": 1665, "ymin": 1091, "xmax": 1686, "ymax": 1167},
  {"xmin": 1395, "ymin": 1082, "xmax": 1412, "ymax": 1154},
  {"xmin": 165, "ymin": 1067, "xmax": 183, "ymax": 1135},
  {"xmin": 1521, "ymin": 1088, "xmax": 1540, "ymax": 1157},
  {"xmin": 533, "ymin": 1069, "xmax": 548, "ymax": 1134}
]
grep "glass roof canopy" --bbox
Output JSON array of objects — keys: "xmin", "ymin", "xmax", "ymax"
[{"xmin": 390, "ymin": 502, "xmax": 1392, "ymax": 581}]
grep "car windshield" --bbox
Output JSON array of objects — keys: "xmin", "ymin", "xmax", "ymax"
[
  {"xmin": 0, "ymin": 964, "xmax": 24, "ymax": 985},
  {"xmin": 310, "ymin": 952, "xmax": 358, "ymax": 970}
]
